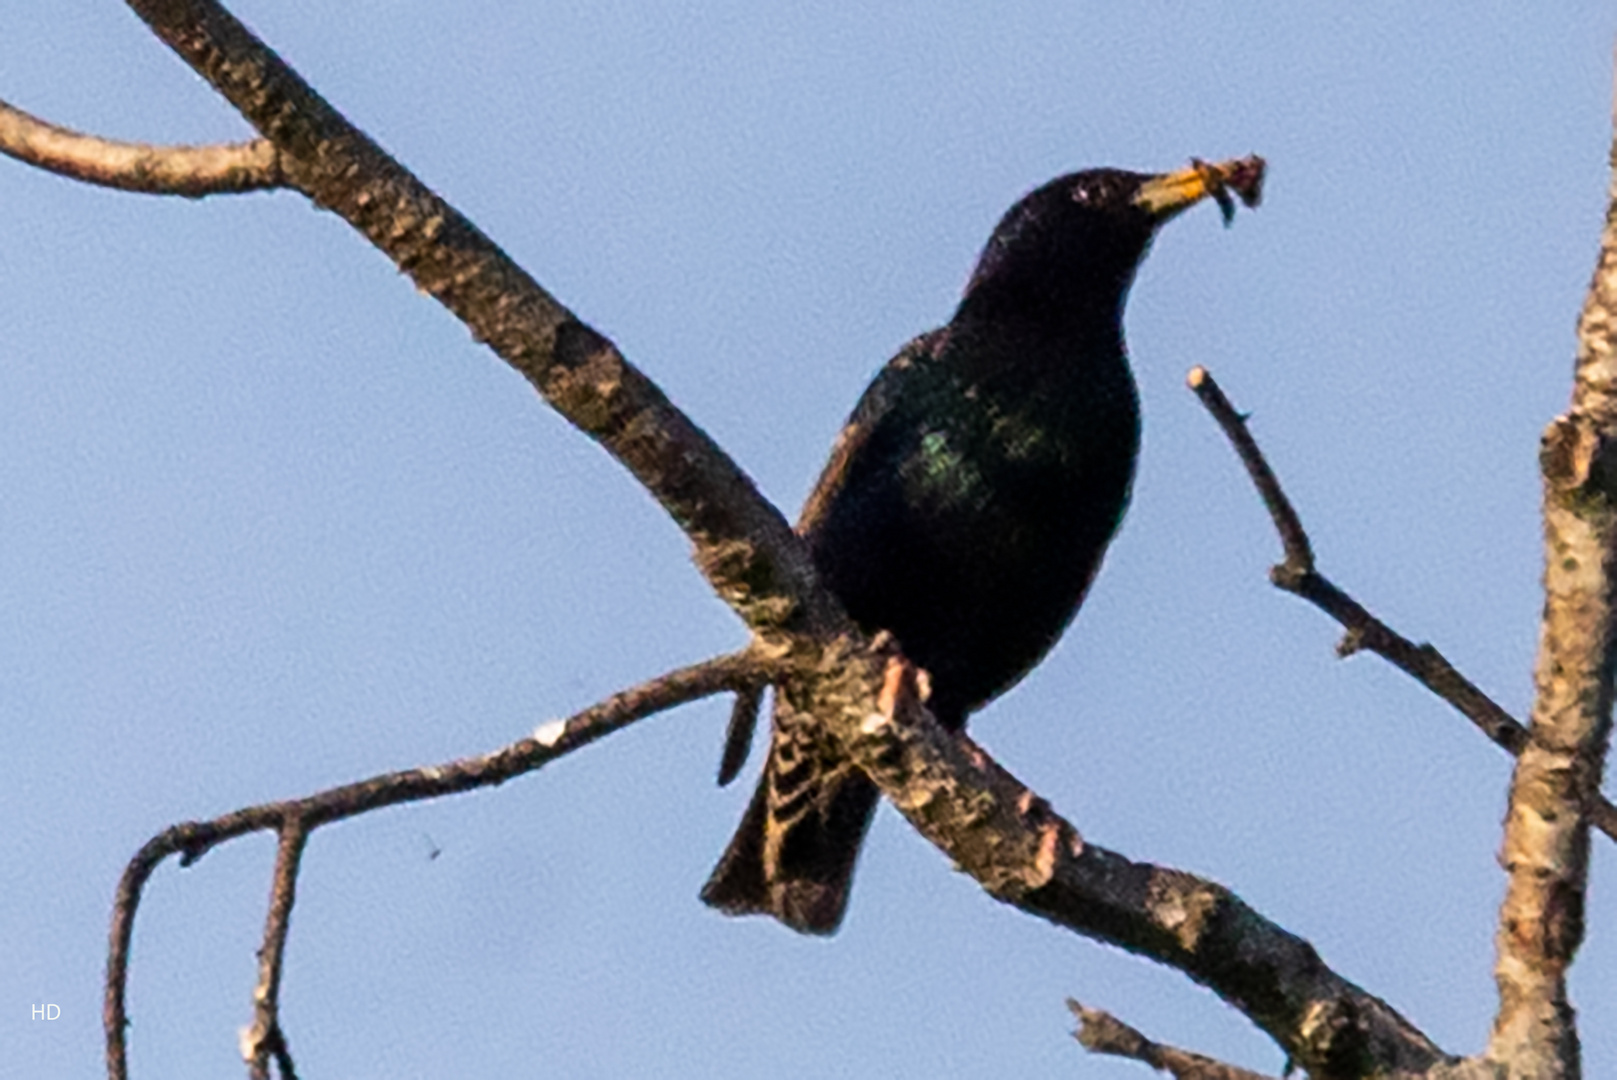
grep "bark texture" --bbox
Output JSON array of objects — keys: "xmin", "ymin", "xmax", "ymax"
[{"xmin": 1486, "ymin": 112, "xmax": 1617, "ymax": 1078}]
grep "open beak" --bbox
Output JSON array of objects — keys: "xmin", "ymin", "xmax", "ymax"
[{"xmin": 1133, "ymin": 156, "xmax": 1266, "ymax": 226}]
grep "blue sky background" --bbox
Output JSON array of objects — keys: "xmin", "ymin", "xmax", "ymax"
[{"xmin": 5, "ymin": 3, "xmax": 1616, "ymax": 1077}]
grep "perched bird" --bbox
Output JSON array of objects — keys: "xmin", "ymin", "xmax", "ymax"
[{"xmin": 702, "ymin": 157, "xmax": 1265, "ymax": 934}]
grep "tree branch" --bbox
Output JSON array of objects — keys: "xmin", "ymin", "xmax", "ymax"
[
  {"xmin": 0, "ymin": 98, "xmax": 282, "ymax": 195},
  {"xmin": 795, "ymin": 649, "xmax": 1449, "ymax": 1077},
  {"xmin": 242, "ymin": 820, "xmax": 307, "ymax": 1080},
  {"xmin": 1067, "ymin": 998, "xmax": 1280, "ymax": 1080},
  {"xmin": 1485, "ymin": 90, "xmax": 1617, "ymax": 1077},
  {"xmin": 103, "ymin": 650, "xmax": 771, "ymax": 1080},
  {"xmin": 118, "ymin": 0, "xmax": 835, "ymax": 641},
  {"xmin": 1187, "ymin": 365, "xmax": 1617, "ymax": 845},
  {"xmin": 36, "ymin": 5, "xmax": 1448, "ymax": 1076}
]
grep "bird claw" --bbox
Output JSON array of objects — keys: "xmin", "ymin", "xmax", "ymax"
[{"xmin": 876, "ymin": 655, "xmax": 933, "ymax": 723}]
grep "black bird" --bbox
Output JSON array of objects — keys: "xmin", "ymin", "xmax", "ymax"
[{"xmin": 702, "ymin": 158, "xmax": 1264, "ymax": 934}]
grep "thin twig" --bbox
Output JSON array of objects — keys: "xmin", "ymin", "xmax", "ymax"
[
  {"xmin": 1067, "ymin": 999, "xmax": 1279, "ymax": 1080},
  {"xmin": 1187, "ymin": 370, "xmax": 1314, "ymax": 571},
  {"xmin": 0, "ymin": 98, "xmax": 283, "ymax": 196},
  {"xmin": 243, "ymin": 819, "xmax": 307, "ymax": 1080},
  {"xmin": 103, "ymin": 650, "xmax": 774, "ymax": 1080},
  {"xmin": 1187, "ymin": 365, "xmax": 1617, "ymax": 844}
]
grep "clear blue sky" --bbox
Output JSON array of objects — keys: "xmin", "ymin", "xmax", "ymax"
[{"xmin": 5, "ymin": 3, "xmax": 1615, "ymax": 1077}]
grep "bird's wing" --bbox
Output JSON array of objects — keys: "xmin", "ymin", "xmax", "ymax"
[
  {"xmin": 714, "ymin": 328, "xmax": 942, "ymax": 788},
  {"xmin": 796, "ymin": 328, "xmax": 947, "ymax": 537}
]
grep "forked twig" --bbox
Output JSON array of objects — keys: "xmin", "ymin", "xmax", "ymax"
[
  {"xmin": 104, "ymin": 650, "xmax": 774, "ymax": 1080},
  {"xmin": 1186, "ymin": 365, "xmax": 1617, "ymax": 843}
]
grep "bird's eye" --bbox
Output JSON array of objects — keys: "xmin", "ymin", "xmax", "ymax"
[{"xmin": 1070, "ymin": 185, "xmax": 1094, "ymax": 206}]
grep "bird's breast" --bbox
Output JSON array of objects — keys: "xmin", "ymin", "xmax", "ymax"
[{"xmin": 809, "ymin": 352, "xmax": 1139, "ymax": 717}]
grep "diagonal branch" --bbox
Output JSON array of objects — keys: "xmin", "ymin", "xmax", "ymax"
[
  {"xmin": 801, "ymin": 649, "xmax": 1449, "ymax": 1077},
  {"xmin": 45, "ymin": 5, "xmax": 1448, "ymax": 1076},
  {"xmin": 1187, "ymin": 365, "xmax": 1617, "ymax": 845},
  {"xmin": 1067, "ymin": 997, "xmax": 1503, "ymax": 1080},
  {"xmin": 0, "ymin": 98, "xmax": 283, "ymax": 195},
  {"xmin": 103, "ymin": 650, "xmax": 772, "ymax": 1080},
  {"xmin": 1068, "ymin": 998, "xmax": 1280, "ymax": 1080},
  {"xmin": 120, "ymin": 0, "xmax": 836, "ymax": 641}
]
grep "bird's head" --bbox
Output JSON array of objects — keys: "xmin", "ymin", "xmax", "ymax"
[{"xmin": 961, "ymin": 157, "xmax": 1264, "ymax": 328}]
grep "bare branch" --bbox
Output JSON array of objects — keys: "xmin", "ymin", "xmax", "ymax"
[
  {"xmin": 1067, "ymin": 998, "xmax": 1279, "ymax": 1080},
  {"xmin": 795, "ymin": 648, "xmax": 1448, "ymax": 1077},
  {"xmin": 103, "ymin": 650, "xmax": 771, "ymax": 1080},
  {"xmin": 1187, "ymin": 365, "xmax": 1617, "ymax": 846},
  {"xmin": 116, "ymin": 0, "xmax": 835, "ymax": 640},
  {"xmin": 0, "ymin": 98, "xmax": 282, "ymax": 196},
  {"xmin": 76, "ymin": 6, "xmax": 1450, "ymax": 1074},
  {"xmin": 1186, "ymin": 367, "xmax": 1313, "ymax": 570},
  {"xmin": 242, "ymin": 820, "xmax": 307, "ymax": 1080},
  {"xmin": 1486, "ymin": 93, "xmax": 1617, "ymax": 1076}
]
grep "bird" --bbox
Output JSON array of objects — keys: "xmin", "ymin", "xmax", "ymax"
[{"xmin": 701, "ymin": 157, "xmax": 1265, "ymax": 935}]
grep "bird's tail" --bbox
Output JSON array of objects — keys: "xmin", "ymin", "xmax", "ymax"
[{"xmin": 700, "ymin": 697, "xmax": 879, "ymax": 935}]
